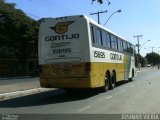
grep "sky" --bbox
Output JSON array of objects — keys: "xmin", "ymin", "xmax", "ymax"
[{"xmin": 6, "ymin": 0, "xmax": 160, "ymax": 56}]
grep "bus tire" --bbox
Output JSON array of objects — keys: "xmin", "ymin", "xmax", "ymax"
[
  {"xmin": 129, "ymin": 69, "xmax": 134, "ymax": 82},
  {"xmin": 101, "ymin": 72, "xmax": 110, "ymax": 92},
  {"xmin": 109, "ymin": 72, "xmax": 116, "ymax": 90},
  {"xmin": 64, "ymin": 88, "xmax": 73, "ymax": 93},
  {"xmin": 129, "ymin": 77, "xmax": 133, "ymax": 82}
]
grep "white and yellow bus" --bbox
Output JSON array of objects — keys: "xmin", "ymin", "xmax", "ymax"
[{"xmin": 38, "ymin": 15, "xmax": 136, "ymax": 91}]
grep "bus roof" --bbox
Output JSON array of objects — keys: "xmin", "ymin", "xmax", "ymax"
[
  {"xmin": 42, "ymin": 15, "xmax": 134, "ymax": 46},
  {"xmin": 84, "ymin": 15, "xmax": 132, "ymax": 44}
]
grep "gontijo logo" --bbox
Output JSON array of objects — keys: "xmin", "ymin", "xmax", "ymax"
[
  {"xmin": 50, "ymin": 21, "xmax": 74, "ymax": 34},
  {"xmin": 45, "ymin": 21, "xmax": 80, "ymax": 41}
]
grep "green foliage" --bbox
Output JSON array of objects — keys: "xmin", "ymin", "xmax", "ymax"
[
  {"xmin": 0, "ymin": 1, "xmax": 39, "ymax": 75},
  {"xmin": 146, "ymin": 52, "xmax": 160, "ymax": 66},
  {"xmin": 0, "ymin": 0, "xmax": 4, "ymax": 3},
  {"xmin": 97, "ymin": 0, "xmax": 103, "ymax": 4},
  {"xmin": 92, "ymin": 0, "xmax": 103, "ymax": 4},
  {"xmin": 135, "ymin": 53, "xmax": 148, "ymax": 67}
]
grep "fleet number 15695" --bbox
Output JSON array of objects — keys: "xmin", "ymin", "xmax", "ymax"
[{"xmin": 94, "ymin": 51, "xmax": 105, "ymax": 58}]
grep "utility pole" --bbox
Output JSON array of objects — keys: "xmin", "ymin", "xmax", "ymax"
[
  {"xmin": 150, "ymin": 47, "xmax": 155, "ymax": 53},
  {"xmin": 150, "ymin": 47, "xmax": 155, "ymax": 67},
  {"xmin": 134, "ymin": 35, "xmax": 143, "ymax": 70},
  {"xmin": 90, "ymin": 10, "xmax": 107, "ymax": 24}
]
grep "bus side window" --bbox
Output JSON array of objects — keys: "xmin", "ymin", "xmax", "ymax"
[
  {"xmin": 106, "ymin": 33, "xmax": 111, "ymax": 48},
  {"xmin": 111, "ymin": 35, "xmax": 114, "ymax": 49},
  {"xmin": 127, "ymin": 43, "xmax": 131, "ymax": 53},
  {"xmin": 115, "ymin": 37, "xmax": 118, "ymax": 50},
  {"xmin": 118, "ymin": 38, "xmax": 123, "ymax": 52},
  {"xmin": 129, "ymin": 44, "xmax": 132, "ymax": 54},
  {"xmin": 102, "ymin": 31, "xmax": 111, "ymax": 48},
  {"xmin": 123, "ymin": 41, "xmax": 127, "ymax": 52},
  {"xmin": 130, "ymin": 44, "xmax": 134, "ymax": 54},
  {"xmin": 90, "ymin": 26, "xmax": 96, "ymax": 44},
  {"xmin": 131, "ymin": 45, "xmax": 134, "ymax": 55},
  {"xmin": 96, "ymin": 29, "xmax": 102, "ymax": 46},
  {"xmin": 102, "ymin": 31, "xmax": 107, "ymax": 47},
  {"xmin": 111, "ymin": 35, "xmax": 117, "ymax": 50},
  {"xmin": 121, "ymin": 39, "xmax": 123, "ymax": 52}
]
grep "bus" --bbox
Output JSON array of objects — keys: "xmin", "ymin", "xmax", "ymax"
[{"xmin": 38, "ymin": 15, "xmax": 136, "ymax": 92}]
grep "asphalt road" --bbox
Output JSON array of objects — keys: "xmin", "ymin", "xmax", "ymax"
[{"xmin": 0, "ymin": 69, "xmax": 160, "ymax": 114}]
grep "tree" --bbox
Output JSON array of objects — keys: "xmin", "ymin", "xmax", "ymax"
[
  {"xmin": 146, "ymin": 52, "xmax": 160, "ymax": 66},
  {"xmin": 0, "ymin": 1, "xmax": 38, "ymax": 75},
  {"xmin": 0, "ymin": 0, "xmax": 4, "ymax": 3},
  {"xmin": 97, "ymin": 0, "xmax": 103, "ymax": 4},
  {"xmin": 141, "ymin": 57, "xmax": 148, "ymax": 67},
  {"xmin": 134, "ymin": 52, "xmax": 149, "ymax": 67},
  {"xmin": 92, "ymin": 0, "xmax": 110, "ymax": 4}
]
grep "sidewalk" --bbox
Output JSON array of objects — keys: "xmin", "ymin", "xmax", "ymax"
[
  {"xmin": 0, "ymin": 77, "xmax": 54, "ymax": 100},
  {"xmin": 0, "ymin": 77, "xmax": 40, "ymax": 94},
  {"xmin": 0, "ymin": 76, "xmax": 35, "ymax": 80},
  {"xmin": 136, "ymin": 66, "xmax": 157, "ymax": 72}
]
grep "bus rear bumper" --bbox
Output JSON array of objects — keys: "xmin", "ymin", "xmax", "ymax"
[{"xmin": 40, "ymin": 77, "xmax": 94, "ymax": 88}]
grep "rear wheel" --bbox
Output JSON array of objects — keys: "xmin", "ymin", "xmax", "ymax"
[
  {"xmin": 129, "ymin": 69, "xmax": 134, "ymax": 82},
  {"xmin": 64, "ymin": 88, "xmax": 73, "ymax": 93},
  {"xmin": 101, "ymin": 73, "xmax": 110, "ymax": 92},
  {"xmin": 109, "ymin": 72, "xmax": 116, "ymax": 90}
]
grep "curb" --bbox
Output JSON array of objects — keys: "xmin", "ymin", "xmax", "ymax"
[
  {"xmin": 137, "ymin": 68, "xmax": 157, "ymax": 73},
  {"xmin": 0, "ymin": 76, "xmax": 38, "ymax": 80},
  {"xmin": 0, "ymin": 88, "xmax": 54, "ymax": 101}
]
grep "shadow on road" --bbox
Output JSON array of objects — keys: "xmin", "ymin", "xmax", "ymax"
[
  {"xmin": 0, "ymin": 89, "xmax": 100, "ymax": 108},
  {"xmin": 116, "ymin": 80, "xmax": 131, "ymax": 87},
  {"xmin": 0, "ymin": 80, "xmax": 133, "ymax": 108}
]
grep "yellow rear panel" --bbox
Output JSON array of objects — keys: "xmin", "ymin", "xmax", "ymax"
[{"xmin": 40, "ymin": 61, "xmax": 126, "ymax": 88}]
